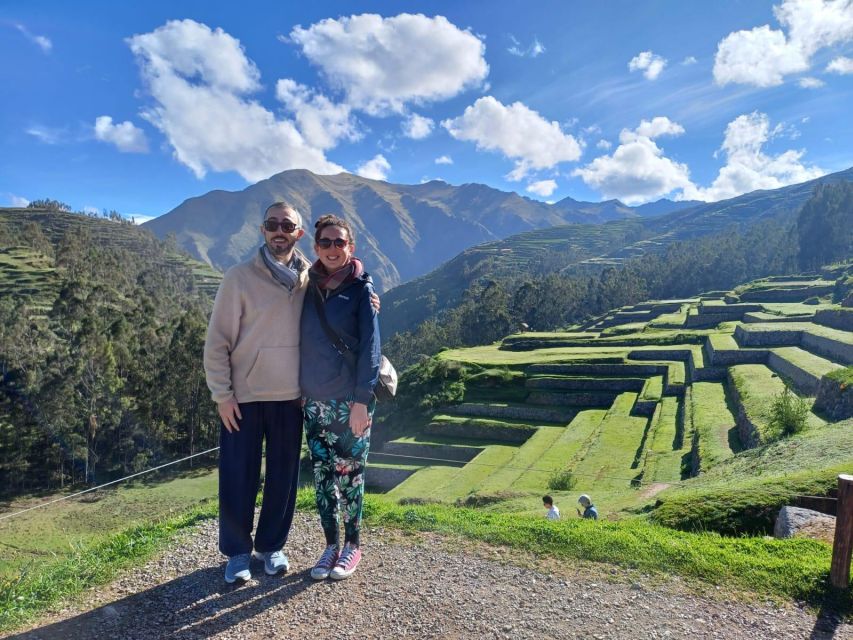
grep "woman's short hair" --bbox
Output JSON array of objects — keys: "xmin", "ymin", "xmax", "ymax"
[{"xmin": 314, "ymin": 214, "xmax": 355, "ymax": 244}]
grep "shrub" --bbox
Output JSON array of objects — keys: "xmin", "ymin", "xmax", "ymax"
[
  {"xmin": 547, "ymin": 469, "xmax": 577, "ymax": 491},
  {"xmin": 803, "ymin": 296, "xmax": 820, "ymax": 305},
  {"xmin": 455, "ymin": 491, "xmax": 523, "ymax": 507},
  {"xmin": 769, "ymin": 387, "xmax": 811, "ymax": 436}
]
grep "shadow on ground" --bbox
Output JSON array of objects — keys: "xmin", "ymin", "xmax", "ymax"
[{"xmin": 8, "ymin": 561, "xmax": 315, "ymax": 640}]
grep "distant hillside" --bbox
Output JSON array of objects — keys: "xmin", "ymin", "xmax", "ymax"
[
  {"xmin": 382, "ymin": 167, "xmax": 853, "ymax": 335},
  {"xmin": 144, "ymin": 170, "xmax": 689, "ymax": 292},
  {"xmin": 0, "ymin": 208, "xmax": 221, "ymax": 306}
]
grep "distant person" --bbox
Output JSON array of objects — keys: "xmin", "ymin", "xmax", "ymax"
[
  {"xmin": 543, "ymin": 495, "xmax": 560, "ymax": 520},
  {"xmin": 203, "ymin": 202, "xmax": 308, "ymax": 583},
  {"xmin": 577, "ymin": 494, "xmax": 598, "ymax": 520},
  {"xmin": 301, "ymin": 214, "xmax": 380, "ymax": 581}
]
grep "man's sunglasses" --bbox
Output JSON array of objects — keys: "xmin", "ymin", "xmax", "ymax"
[
  {"xmin": 317, "ymin": 238, "xmax": 350, "ymax": 249},
  {"xmin": 263, "ymin": 220, "xmax": 299, "ymax": 233}
]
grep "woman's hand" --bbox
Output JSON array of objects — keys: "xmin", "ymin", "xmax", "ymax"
[{"xmin": 349, "ymin": 402, "xmax": 371, "ymax": 437}]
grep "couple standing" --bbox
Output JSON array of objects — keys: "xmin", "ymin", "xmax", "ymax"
[{"xmin": 203, "ymin": 202, "xmax": 380, "ymax": 584}]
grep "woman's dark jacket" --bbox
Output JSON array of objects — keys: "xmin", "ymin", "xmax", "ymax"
[{"xmin": 299, "ymin": 272, "xmax": 381, "ymax": 405}]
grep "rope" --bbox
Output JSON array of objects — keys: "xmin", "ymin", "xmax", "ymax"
[{"xmin": 0, "ymin": 446, "xmax": 220, "ymax": 523}]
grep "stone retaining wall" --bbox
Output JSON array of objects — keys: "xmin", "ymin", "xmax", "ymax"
[
  {"xmin": 525, "ymin": 377, "xmax": 645, "ymax": 392},
  {"xmin": 727, "ymin": 371, "xmax": 761, "ymax": 449},
  {"xmin": 706, "ymin": 339, "xmax": 768, "ymax": 366},
  {"xmin": 766, "ymin": 351, "xmax": 821, "ymax": 395},
  {"xmin": 739, "ymin": 285, "xmax": 834, "ymax": 302},
  {"xmin": 379, "ymin": 442, "xmax": 482, "ymax": 463},
  {"xmin": 444, "ymin": 403, "xmax": 575, "ymax": 423},
  {"xmin": 365, "ymin": 467, "xmax": 416, "ymax": 492},
  {"xmin": 685, "ymin": 313, "xmax": 742, "ymax": 328},
  {"xmin": 813, "ymin": 375, "xmax": 853, "ymax": 420},
  {"xmin": 814, "ymin": 308, "xmax": 853, "ymax": 332},
  {"xmin": 801, "ymin": 333, "xmax": 853, "ymax": 365},
  {"xmin": 526, "ymin": 363, "xmax": 667, "ymax": 376},
  {"xmin": 424, "ymin": 421, "xmax": 535, "ymax": 443},
  {"xmin": 734, "ymin": 325, "xmax": 802, "ymax": 347},
  {"xmin": 525, "ymin": 390, "xmax": 616, "ymax": 407}
]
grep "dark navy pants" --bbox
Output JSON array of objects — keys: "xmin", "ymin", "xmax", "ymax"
[{"xmin": 218, "ymin": 399, "xmax": 303, "ymax": 558}]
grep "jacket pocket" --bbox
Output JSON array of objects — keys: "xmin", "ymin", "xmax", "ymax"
[{"xmin": 246, "ymin": 346, "xmax": 299, "ymax": 395}]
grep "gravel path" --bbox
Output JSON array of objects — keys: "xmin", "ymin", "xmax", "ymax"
[{"xmin": 8, "ymin": 512, "xmax": 852, "ymax": 640}]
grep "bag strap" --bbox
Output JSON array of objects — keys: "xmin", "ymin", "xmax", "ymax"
[{"xmin": 310, "ymin": 284, "xmax": 357, "ymax": 371}]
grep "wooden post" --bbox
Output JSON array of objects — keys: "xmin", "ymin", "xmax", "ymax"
[{"xmin": 830, "ymin": 474, "xmax": 853, "ymax": 589}]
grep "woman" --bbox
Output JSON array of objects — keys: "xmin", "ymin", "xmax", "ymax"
[{"xmin": 300, "ymin": 214, "xmax": 381, "ymax": 580}]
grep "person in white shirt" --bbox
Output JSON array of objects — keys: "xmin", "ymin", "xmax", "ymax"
[{"xmin": 543, "ymin": 495, "xmax": 560, "ymax": 520}]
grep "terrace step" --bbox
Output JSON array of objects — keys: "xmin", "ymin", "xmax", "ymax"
[
  {"xmin": 476, "ymin": 426, "xmax": 566, "ymax": 494},
  {"xmin": 425, "ymin": 417, "xmax": 535, "ymax": 444},
  {"xmin": 525, "ymin": 376, "xmax": 646, "ymax": 392},
  {"xmin": 376, "ymin": 440, "xmax": 483, "ymax": 465},
  {"xmin": 527, "ymin": 363, "xmax": 668, "ymax": 377},
  {"xmin": 734, "ymin": 323, "xmax": 853, "ymax": 365},
  {"xmin": 640, "ymin": 396, "xmax": 684, "ymax": 484},
  {"xmin": 365, "ymin": 465, "xmax": 419, "ymax": 492},
  {"xmin": 525, "ymin": 391, "xmax": 618, "ymax": 407},
  {"xmin": 689, "ymin": 381, "xmax": 738, "ymax": 473},
  {"xmin": 814, "ymin": 308, "xmax": 853, "ymax": 332},
  {"xmin": 443, "ymin": 402, "xmax": 576, "ymax": 424},
  {"xmin": 766, "ymin": 347, "xmax": 845, "ymax": 395},
  {"xmin": 743, "ymin": 311, "xmax": 815, "ymax": 323}
]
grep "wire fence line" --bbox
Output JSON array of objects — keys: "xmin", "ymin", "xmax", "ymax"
[
  {"xmin": 0, "ymin": 444, "xmax": 839, "ymax": 524},
  {"xmin": 0, "ymin": 446, "xmax": 220, "ymax": 523}
]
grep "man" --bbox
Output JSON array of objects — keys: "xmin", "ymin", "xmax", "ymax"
[
  {"xmin": 203, "ymin": 202, "xmax": 309, "ymax": 583},
  {"xmin": 543, "ymin": 494, "xmax": 560, "ymax": 520}
]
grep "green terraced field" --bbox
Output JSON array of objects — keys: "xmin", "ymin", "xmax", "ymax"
[
  {"xmin": 691, "ymin": 381, "xmax": 739, "ymax": 471},
  {"xmin": 642, "ymin": 396, "xmax": 687, "ymax": 483}
]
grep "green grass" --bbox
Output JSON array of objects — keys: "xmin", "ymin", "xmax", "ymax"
[
  {"xmin": 477, "ymin": 426, "xmax": 565, "ymax": 493},
  {"xmin": 359, "ymin": 497, "xmax": 850, "ymax": 610},
  {"xmin": 729, "ymin": 364, "xmax": 825, "ymax": 444},
  {"xmin": 691, "ymin": 381, "xmax": 738, "ymax": 471},
  {"xmin": 643, "ymin": 396, "xmax": 686, "ymax": 483},
  {"xmin": 510, "ymin": 410, "xmax": 607, "ymax": 491},
  {"xmin": 826, "ymin": 365, "xmax": 853, "ymax": 385},
  {"xmin": 651, "ymin": 419, "xmax": 853, "ymax": 534},
  {"xmin": 0, "ymin": 500, "xmax": 219, "ymax": 632},
  {"xmin": 0, "ymin": 466, "xmax": 218, "ymax": 579},
  {"xmin": 771, "ymin": 346, "xmax": 846, "ymax": 378},
  {"xmin": 573, "ymin": 402, "xmax": 648, "ymax": 491},
  {"xmin": 639, "ymin": 375, "xmax": 663, "ymax": 402}
]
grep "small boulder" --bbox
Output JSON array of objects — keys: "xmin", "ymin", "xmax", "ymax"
[{"xmin": 774, "ymin": 506, "xmax": 836, "ymax": 543}]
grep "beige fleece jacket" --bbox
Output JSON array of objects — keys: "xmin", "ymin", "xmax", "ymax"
[{"xmin": 203, "ymin": 250, "xmax": 308, "ymax": 404}]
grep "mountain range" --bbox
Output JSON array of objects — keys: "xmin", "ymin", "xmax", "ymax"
[
  {"xmin": 380, "ymin": 166, "xmax": 853, "ymax": 335},
  {"xmin": 144, "ymin": 170, "xmax": 697, "ymax": 292}
]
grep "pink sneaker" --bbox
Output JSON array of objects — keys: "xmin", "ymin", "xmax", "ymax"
[
  {"xmin": 329, "ymin": 543, "xmax": 361, "ymax": 580},
  {"xmin": 310, "ymin": 545, "xmax": 339, "ymax": 580}
]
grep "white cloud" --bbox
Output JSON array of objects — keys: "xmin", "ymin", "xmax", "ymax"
[
  {"xmin": 682, "ymin": 56, "xmax": 698, "ymax": 65},
  {"xmin": 401, "ymin": 113, "xmax": 434, "ymax": 139},
  {"xmin": 355, "ymin": 154, "xmax": 391, "ymax": 181},
  {"xmin": 442, "ymin": 96, "xmax": 582, "ymax": 181},
  {"xmin": 628, "ymin": 50, "xmax": 667, "ymax": 80},
  {"xmin": 714, "ymin": 0, "xmax": 853, "ymax": 87},
  {"xmin": 596, "ymin": 139, "xmax": 612, "ymax": 150},
  {"xmin": 630, "ymin": 116, "xmax": 685, "ymax": 141},
  {"xmin": 435, "ymin": 155, "xmax": 453, "ymax": 165},
  {"xmin": 8, "ymin": 194, "xmax": 29, "ymax": 207},
  {"xmin": 508, "ymin": 35, "xmax": 545, "ymax": 58},
  {"xmin": 16, "ymin": 24, "xmax": 52, "ymax": 53},
  {"xmin": 127, "ymin": 19, "xmax": 342, "ymax": 182},
  {"xmin": 26, "ymin": 125, "xmax": 65, "ymax": 145},
  {"xmin": 827, "ymin": 55, "xmax": 853, "ymax": 73},
  {"xmin": 94, "ymin": 116, "xmax": 149, "ymax": 152},
  {"xmin": 290, "ymin": 14, "xmax": 488, "ymax": 115},
  {"xmin": 798, "ymin": 76, "xmax": 825, "ymax": 88},
  {"xmin": 573, "ymin": 118, "xmax": 692, "ymax": 205},
  {"xmin": 682, "ymin": 111, "xmax": 824, "ymax": 202},
  {"xmin": 275, "ymin": 79, "xmax": 360, "ymax": 150},
  {"xmin": 82, "ymin": 206, "xmax": 100, "ymax": 215},
  {"xmin": 526, "ymin": 179, "xmax": 558, "ymax": 197},
  {"xmin": 131, "ymin": 214, "xmax": 156, "ymax": 225}
]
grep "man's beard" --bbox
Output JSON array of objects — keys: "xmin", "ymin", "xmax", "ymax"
[{"xmin": 266, "ymin": 236, "xmax": 296, "ymax": 258}]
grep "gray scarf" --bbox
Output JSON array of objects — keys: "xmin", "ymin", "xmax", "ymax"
[{"xmin": 260, "ymin": 246, "xmax": 306, "ymax": 292}]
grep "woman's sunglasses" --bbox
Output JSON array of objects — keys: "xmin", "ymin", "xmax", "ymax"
[
  {"xmin": 263, "ymin": 220, "xmax": 299, "ymax": 233},
  {"xmin": 317, "ymin": 238, "xmax": 350, "ymax": 249}
]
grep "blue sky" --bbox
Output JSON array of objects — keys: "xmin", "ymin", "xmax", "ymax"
[{"xmin": 2, "ymin": 0, "xmax": 852, "ymax": 221}]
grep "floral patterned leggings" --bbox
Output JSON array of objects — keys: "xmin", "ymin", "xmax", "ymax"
[{"xmin": 304, "ymin": 396, "xmax": 374, "ymax": 547}]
